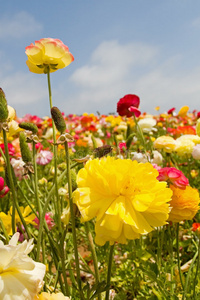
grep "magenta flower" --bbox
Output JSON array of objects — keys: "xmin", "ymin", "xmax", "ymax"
[
  {"xmin": 34, "ymin": 212, "xmax": 55, "ymax": 230},
  {"xmin": 36, "ymin": 150, "xmax": 53, "ymax": 165},
  {"xmin": 157, "ymin": 167, "xmax": 189, "ymax": 189},
  {"xmin": 0, "ymin": 177, "xmax": 9, "ymax": 198},
  {"xmin": 128, "ymin": 106, "xmax": 141, "ymax": 117}
]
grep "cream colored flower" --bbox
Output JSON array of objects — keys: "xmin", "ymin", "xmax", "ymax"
[
  {"xmin": 175, "ymin": 139, "xmax": 195, "ymax": 157},
  {"xmin": 154, "ymin": 136, "xmax": 176, "ymax": 153},
  {"xmin": 138, "ymin": 117, "xmax": 157, "ymax": 133},
  {"xmin": 0, "ymin": 233, "xmax": 46, "ymax": 300}
]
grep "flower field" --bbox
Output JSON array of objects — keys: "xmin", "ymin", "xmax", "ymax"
[{"xmin": 1, "ymin": 38, "xmax": 200, "ymax": 300}]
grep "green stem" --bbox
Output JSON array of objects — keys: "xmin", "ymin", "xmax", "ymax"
[
  {"xmin": 32, "ymin": 141, "xmax": 43, "ymax": 260},
  {"xmin": 105, "ymin": 243, "xmax": 115, "ymax": 300},
  {"xmin": 47, "ymin": 70, "xmax": 61, "ymax": 232},
  {"xmin": 193, "ymin": 236, "xmax": 200, "ymax": 299},
  {"xmin": 167, "ymin": 224, "xmax": 175, "ymax": 295},
  {"xmin": 183, "ymin": 241, "xmax": 198, "ymax": 300},
  {"xmin": 176, "ymin": 223, "xmax": 184, "ymax": 290},
  {"xmin": 0, "ymin": 216, "xmax": 9, "ymax": 243},
  {"xmin": 60, "ymin": 227, "xmax": 70, "ymax": 296},
  {"xmin": 85, "ymin": 222, "xmax": 101, "ymax": 300},
  {"xmin": 64, "ymin": 141, "xmax": 84, "ymax": 300},
  {"xmin": 3, "ymin": 129, "xmax": 31, "ymax": 239}
]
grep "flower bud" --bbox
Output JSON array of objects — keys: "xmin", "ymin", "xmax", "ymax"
[
  {"xmin": 70, "ymin": 169, "xmax": 77, "ymax": 191},
  {"xmin": 19, "ymin": 122, "xmax": 38, "ymax": 134},
  {"xmin": 93, "ymin": 145, "xmax": 112, "ymax": 158},
  {"xmin": 51, "ymin": 107, "xmax": 66, "ymax": 134},
  {"xmin": 5, "ymin": 165, "xmax": 17, "ymax": 188},
  {"xmin": 126, "ymin": 133, "xmax": 135, "ymax": 149},
  {"xmin": 0, "ymin": 88, "xmax": 8, "ymax": 122},
  {"xmin": 19, "ymin": 132, "xmax": 32, "ymax": 163}
]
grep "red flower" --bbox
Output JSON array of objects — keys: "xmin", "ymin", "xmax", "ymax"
[
  {"xmin": 117, "ymin": 94, "xmax": 140, "ymax": 118},
  {"xmin": 192, "ymin": 223, "xmax": 200, "ymax": 232},
  {"xmin": 157, "ymin": 167, "xmax": 189, "ymax": 189},
  {"xmin": 167, "ymin": 107, "xmax": 176, "ymax": 115}
]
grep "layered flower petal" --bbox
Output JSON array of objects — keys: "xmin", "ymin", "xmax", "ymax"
[
  {"xmin": 25, "ymin": 38, "xmax": 74, "ymax": 74},
  {"xmin": 73, "ymin": 157, "xmax": 172, "ymax": 245}
]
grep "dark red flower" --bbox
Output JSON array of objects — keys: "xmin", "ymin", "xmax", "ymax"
[
  {"xmin": 167, "ymin": 107, "xmax": 176, "ymax": 115},
  {"xmin": 117, "ymin": 94, "xmax": 140, "ymax": 118}
]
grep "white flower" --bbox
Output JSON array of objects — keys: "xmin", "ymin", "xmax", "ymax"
[
  {"xmin": 192, "ymin": 144, "xmax": 200, "ymax": 160},
  {"xmin": 131, "ymin": 152, "xmax": 148, "ymax": 163},
  {"xmin": 10, "ymin": 158, "xmax": 27, "ymax": 181},
  {"xmin": 138, "ymin": 117, "xmax": 157, "ymax": 133},
  {"xmin": 151, "ymin": 150, "xmax": 163, "ymax": 165},
  {"xmin": 0, "ymin": 232, "xmax": 46, "ymax": 300}
]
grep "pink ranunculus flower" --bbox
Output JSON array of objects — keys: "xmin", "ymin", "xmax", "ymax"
[
  {"xmin": 157, "ymin": 167, "xmax": 189, "ymax": 189},
  {"xmin": 128, "ymin": 106, "xmax": 141, "ymax": 117},
  {"xmin": 34, "ymin": 212, "xmax": 55, "ymax": 230},
  {"xmin": 0, "ymin": 177, "xmax": 9, "ymax": 198},
  {"xmin": 36, "ymin": 150, "xmax": 53, "ymax": 165}
]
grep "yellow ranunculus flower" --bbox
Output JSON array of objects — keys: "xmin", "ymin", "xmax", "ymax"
[
  {"xmin": 25, "ymin": 38, "xmax": 74, "ymax": 74},
  {"xmin": 0, "ymin": 205, "xmax": 37, "ymax": 235},
  {"xmin": 168, "ymin": 185, "xmax": 200, "ymax": 222},
  {"xmin": 153, "ymin": 135, "xmax": 176, "ymax": 153},
  {"xmin": 178, "ymin": 105, "xmax": 189, "ymax": 117},
  {"xmin": 35, "ymin": 292, "xmax": 70, "ymax": 300},
  {"xmin": 73, "ymin": 157, "xmax": 172, "ymax": 246},
  {"xmin": 175, "ymin": 139, "xmax": 195, "ymax": 157}
]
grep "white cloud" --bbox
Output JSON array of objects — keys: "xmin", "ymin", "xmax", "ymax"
[
  {"xmin": 67, "ymin": 39, "xmax": 200, "ymax": 115},
  {"xmin": 1, "ymin": 72, "xmax": 47, "ymax": 107},
  {"xmin": 0, "ymin": 11, "xmax": 43, "ymax": 39}
]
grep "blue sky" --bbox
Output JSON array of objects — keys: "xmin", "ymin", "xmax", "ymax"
[{"xmin": 1, "ymin": 1, "xmax": 200, "ymax": 117}]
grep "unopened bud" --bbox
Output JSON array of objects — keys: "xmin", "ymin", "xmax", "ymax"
[
  {"xmin": 51, "ymin": 107, "xmax": 66, "ymax": 134},
  {"xmin": 19, "ymin": 122, "xmax": 38, "ymax": 134},
  {"xmin": 93, "ymin": 145, "xmax": 112, "ymax": 158},
  {"xmin": 0, "ymin": 88, "xmax": 8, "ymax": 122},
  {"xmin": 5, "ymin": 165, "xmax": 17, "ymax": 188},
  {"xmin": 70, "ymin": 169, "xmax": 77, "ymax": 191},
  {"xmin": 19, "ymin": 132, "xmax": 32, "ymax": 163}
]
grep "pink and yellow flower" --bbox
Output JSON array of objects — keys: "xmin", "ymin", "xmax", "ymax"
[{"xmin": 25, "ymin": 38, "xmax": 74, "ymax": 74}]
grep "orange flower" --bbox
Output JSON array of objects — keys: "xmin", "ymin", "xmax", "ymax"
[
  {"xmin": 25, "ymin": 38, "xmax": 74, "ymax": 74},
  {"xmin": 168, "ymin": 185, "xmax": 200, "ymax": 222}
]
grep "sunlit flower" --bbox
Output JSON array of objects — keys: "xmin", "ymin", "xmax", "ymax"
[
  {"xmin": 175, "ymin": 139, "xmax": 194, "ymax": 157},
  {"xmin": 154, "ymin": 136, "xmax": 176, "ymax": 153},
  {"xmin": 168, "ymin": 185, "xmax": 200, "ymax": 222},
  {"xmin": 117, "ymin": 94, "xmax": 140, "ymax": 118},
  {"xmin": 0, "ymin": 232, "xmax": 46, "ymax": 300},
  {"xmin": 157, "ymin": 167, "xmax": 189, "ymax": 189},
  {"xmin": 0, "ymin": 206, "xmax": 37, "ymax": 235},
  {"xmin": 138, "ymin": 117, "xmax": 157, "ymax": 133},
  {"xmin": 35, "ymin": 292, "xmax": 70, "ymax": 300},
  {"xmin": 73, "ymin": 157, "xmax": 172, "ymax": 245},
  {"xmin": 36, "ymin": 150, "xmax": 53, "ymax": 165},
  {"xmin": 25, "ymin": 38, "xmax": 74, "ymax": 74}
]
